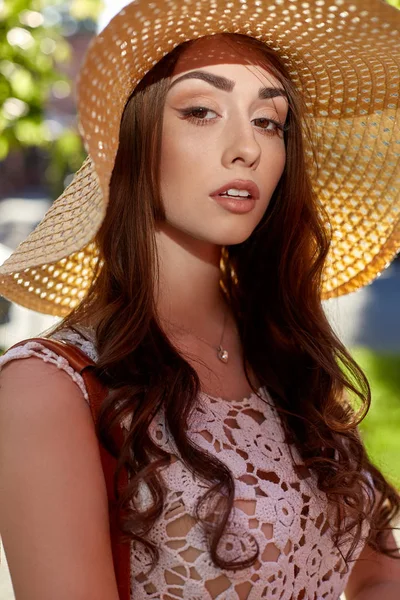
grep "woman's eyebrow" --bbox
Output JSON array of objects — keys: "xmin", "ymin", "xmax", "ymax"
[{"xmin": 169, "ymin": 70, "xmax": 287, "ymax": 100}]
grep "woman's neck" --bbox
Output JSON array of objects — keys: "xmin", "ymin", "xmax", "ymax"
[{"xmin": 154, "ymin": 223, "xmax": 228, "ymax": 331}]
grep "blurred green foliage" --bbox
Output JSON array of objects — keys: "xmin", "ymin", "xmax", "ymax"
[
  {"xmin": 0, "ymin": 0, "xmax": 103, "ymax": 197},
  {"xmin": 388, "ymin": 0, "xmax": 400, "ymax": 7},
  {"xmin": 354, "ymin": 348, "xmax": 400, "ymax": 490}
]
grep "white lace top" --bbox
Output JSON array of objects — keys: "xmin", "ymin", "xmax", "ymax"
[{"xmin": 0, "ymin": 326, "xmax": 370, "ymax": 600}]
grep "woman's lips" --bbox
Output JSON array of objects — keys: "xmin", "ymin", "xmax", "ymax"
[
  {"xmin": 210, "ymin": 180, "xmax": 259, "ymax": 214},
  {"xmin": 211, "ymin": 195, "xmax": 256, "ymax": 214},
  {"xmin": 210, "ymin": 179, "xmax": 260, "ymax": 199}
]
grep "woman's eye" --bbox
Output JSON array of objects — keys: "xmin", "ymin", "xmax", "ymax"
[
  {"xmin": 179, "ymin": 108, "xmax": 286, "ymax": 135},
  {"xmin": 253, "ymin": 118, "xmax": 285, "ymax": 136},
  {"xmin": 180, "ymin": 106, "xmax": 218, "ymax": 125}
]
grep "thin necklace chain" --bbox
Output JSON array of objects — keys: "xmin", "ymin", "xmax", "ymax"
[{"xmin": 164, "ymin": 309, "xmax": 229, "ymax": 363}]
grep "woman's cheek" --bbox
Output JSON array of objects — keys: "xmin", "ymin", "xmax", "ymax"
[{"xmin": 269, "ymin": 142, "xmax": 286, "ymax": 183}]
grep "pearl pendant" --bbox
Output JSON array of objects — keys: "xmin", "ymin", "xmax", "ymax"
[{"xmin": 218, "ymin": 346, "xmax": 229, "ymax": 363}]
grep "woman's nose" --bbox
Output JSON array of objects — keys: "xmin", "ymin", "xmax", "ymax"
[{"xmin": 221, "ymin": 117, "xmax": 261, "ymax": 170}]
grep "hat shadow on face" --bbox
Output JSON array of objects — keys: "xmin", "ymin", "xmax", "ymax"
[
  {"xmin": 138, "ymin": 32, "xmax": 292, "ymax": 92},
  {"xmin": 171, "ymin": 34, "xmax": 281, "ymax": 79}
]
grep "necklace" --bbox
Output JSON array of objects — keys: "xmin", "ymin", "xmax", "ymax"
[{"xmin": 165, "ymin": 309, "xmax": 229, "ymax": 363}]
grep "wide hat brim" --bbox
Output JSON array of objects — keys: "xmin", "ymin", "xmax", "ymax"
[{"xmin": 0, "ymin": 0, "xmax": 399, "ymax": 316}]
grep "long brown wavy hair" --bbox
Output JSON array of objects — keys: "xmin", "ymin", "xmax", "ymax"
[{"xmin": 55, "ymin": 33, "xmax": 400, "ymax": 573}]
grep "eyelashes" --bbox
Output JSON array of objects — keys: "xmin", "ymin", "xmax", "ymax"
[{"xmin": 178, "ymin": 106, "xmax": 288, "ymax": 137}]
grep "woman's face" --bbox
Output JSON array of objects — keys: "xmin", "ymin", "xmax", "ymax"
[{"xmin": 159, "ymin": 35, "xmax": 288, "ymax": 247}]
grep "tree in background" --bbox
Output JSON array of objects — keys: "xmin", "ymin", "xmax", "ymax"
[{"xmin": 0, "ymin": 0, "xmax": 103, "ymax": 198}]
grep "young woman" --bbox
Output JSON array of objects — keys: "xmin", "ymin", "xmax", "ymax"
[{"xmin": 0, "ymin": 1, "xmax": 400, "ymax": 599}]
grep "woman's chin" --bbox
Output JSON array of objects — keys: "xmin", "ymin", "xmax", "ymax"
[
  {"xmin": 159, "ymin": 220, "xmax": 258, "ymax": 247},
  {"xmin": 211, "ymin": 227, "xmax": 257, "ymax": 246},
  {"xmin": 195, "ymin": 229, "xmax": 256, "ymax": 247}
]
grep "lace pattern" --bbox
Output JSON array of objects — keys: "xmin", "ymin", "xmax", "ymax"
[
  {"xmin": 0, "ymin": 340, "xmax": 89, "ymax": 402},
  {"xmin": 51, "ymin": 325, "xmax": 99, "ymax": 362},
  {"xmin": 132, "ymin": 391, "xmax": 369, "ymax": 600},
  {"xmin": 0, "ymin": 327, "xmax": 370, "ymax": 598}
]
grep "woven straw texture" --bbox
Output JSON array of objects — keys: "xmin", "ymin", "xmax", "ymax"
[{"xmin": 0, "ymin": 0, "xmax": 399, "ymax": 316}]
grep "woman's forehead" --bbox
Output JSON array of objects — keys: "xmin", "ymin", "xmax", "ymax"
[{"xmin": 171, "ymin": 35, "xmax": 282, "ymax": 89}]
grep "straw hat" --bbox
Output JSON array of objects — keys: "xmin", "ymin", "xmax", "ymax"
[{"xmin": 0, "ymin": 0, "xmax": 399, "ymax": 316}]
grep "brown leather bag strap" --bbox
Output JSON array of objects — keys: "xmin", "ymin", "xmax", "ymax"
[{"xmin": 9, "ymin": 337, "xmax": 131, "ymax": 600}]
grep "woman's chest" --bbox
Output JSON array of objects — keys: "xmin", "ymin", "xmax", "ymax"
[
  {"xmin": 129, "ymin": 394, "xmax": 357, "ymax": 599},
  {"xmin": 181, "ymin": 340, "xmax": 260, "ymax": 403}
]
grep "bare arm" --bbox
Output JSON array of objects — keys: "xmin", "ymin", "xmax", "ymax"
[
  {"xmin": 345, "ymin": 528, "xmax": 400, "ymax": 599},
  {"xmin": 351, "ymin": 582, "xmax": 400, "ymax": 600},
  {"xmin": 0, "ymin": 357, "xmax": 121, "ymax": 600}
]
